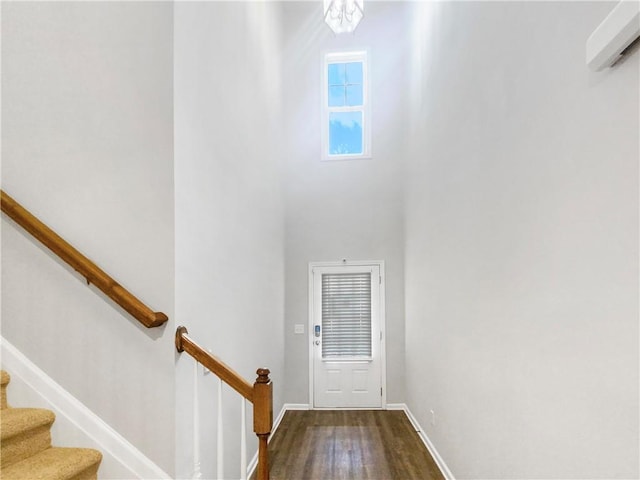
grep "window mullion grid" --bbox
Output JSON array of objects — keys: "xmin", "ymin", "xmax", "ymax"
[{"xmin": 328, "ymin": 105, "xmax": 363, "ymax": 113}]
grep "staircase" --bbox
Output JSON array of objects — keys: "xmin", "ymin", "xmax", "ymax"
[{"xmin": 1, "ymin": 370, "xmax": 102, "ymax": 480}]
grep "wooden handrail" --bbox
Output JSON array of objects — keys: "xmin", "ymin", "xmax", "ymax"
[
  {"xmin": 0, "ymin": 190, "xmax": 168, "ymax": 328},
  {"xmin": 175, "ymin": 326, "xmax": 273, "ymax": 480},
  {"xmin": 175, "ymin": 326, "xmax": 254, "ymax": 400}
]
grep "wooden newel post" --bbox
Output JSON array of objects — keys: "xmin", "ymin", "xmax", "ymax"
[{"xmin": 253, "ymin": 368, "xmax": 272, "ymax": 480}]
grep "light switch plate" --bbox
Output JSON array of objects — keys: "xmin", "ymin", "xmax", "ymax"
[{"xmin": 294, "ymin": 324, "xmax": 305, "ymax": 334}]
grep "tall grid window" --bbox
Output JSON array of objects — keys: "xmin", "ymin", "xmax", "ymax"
[{"xmin": 322, "ymin": 51, "xmax": 370, "ymax": 160}]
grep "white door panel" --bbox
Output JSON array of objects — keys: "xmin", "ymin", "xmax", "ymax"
[{"xmin": 311, "ymin": 264, "xmax": 383, "ymax": 408}]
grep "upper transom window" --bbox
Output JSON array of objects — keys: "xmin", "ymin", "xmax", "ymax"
[{"xmin": 322, "ymin": 51, "xmax": 371, "ymax": 160}]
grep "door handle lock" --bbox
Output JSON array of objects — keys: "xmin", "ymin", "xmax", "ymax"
[{"xmin": 315, "ymin": 340, "xmax": 320, "ymax": 346}]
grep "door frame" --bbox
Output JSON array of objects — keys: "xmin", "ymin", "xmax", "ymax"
[{"xmin": 308, "ymin": 260, "xmax": 387, "ymax": 409}]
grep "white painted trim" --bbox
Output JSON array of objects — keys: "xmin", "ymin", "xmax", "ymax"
[
  {"xmin": 387, "ymin": 403, "xmax": 455, "ymax": 480},
  {"xmin": 586, "ymin": 0, "xmax": 640, "ymax": 71},
  {"xmin": 240, "ymin": 397, "xmax": 247, "ymax": 480},
  {"xmin": 1, "ymin": 337, "xmax": 171, "ymax": 480},
  {"xmin": 385, "ymin": 403, "xmax": 407, "ymax": 410},
  {"xmin": 192, "ymin": 362, "xmax": 202, "ymax": 479},
  {"xmin": 308, "ymin": 260, "xmax": 387, "ymax": 409},
  {"xmin": 216, "ymin": 378, "xmax": 224, "ymax": 479},
  {"xmin": 378, "ymin": 261, "xmax": 387, "ymax": 408},
  {"xmin": 279, "ymin": 402, "xmax": 310, "ymax": 412},
  {"xmin": 308, "ymin": 264, "xmax": 315, "ymax": 407}
]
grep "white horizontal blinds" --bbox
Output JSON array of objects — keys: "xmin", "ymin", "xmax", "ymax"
[{"xmin": 321, "ymin": 272, "xmax": 372, "ymax": 358}]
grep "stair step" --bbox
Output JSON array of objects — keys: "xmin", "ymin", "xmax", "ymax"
[
  {"xmin": 0, "ymin": 370, "xmax": 102, "ymax": 478},
  {"xmin": 0, "ymin": 447, "xmax": 102, "ymax": 480},
  {"xmin": 1, "ymin": 408, "xmax": 55, "ymax": 468},
  {"xmin": 1, "ymin": 370, "xmax": 10, "ymax": 409}
]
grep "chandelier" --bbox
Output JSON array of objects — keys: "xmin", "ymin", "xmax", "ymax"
[{"xmin": 323, "ymin": 0, "xmax": 364, "ymax": 34}]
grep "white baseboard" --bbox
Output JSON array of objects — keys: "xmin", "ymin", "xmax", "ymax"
[
  {"xmin": 280, "ymin": 403, "xmax": 310, "ymax": 411},
  {"xmin": 387, "ymin": 403, "xmax": 455, "ymax": 480},
  {"xmin": 1, "ymin": 336, "xmax": 171, "ymax": 480}
]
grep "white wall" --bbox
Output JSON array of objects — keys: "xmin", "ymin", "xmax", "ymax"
[
  {"xmin": 1, "ymin": 2, "xmax": 175, "ymax": 475},
  {"xmin": 174, "ymin": 2, "xmax": 285, "ymax": 478},
  {"xmin": 405, "ymin": 1, "xmax": 639, "ymax": 478},
  {"xmin": 282, "ymin": 1, "xmax": 411, "ymax": 405}
]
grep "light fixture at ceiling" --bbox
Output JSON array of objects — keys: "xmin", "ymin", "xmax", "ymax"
[{"xmin": 323, "ymin": 0, "xmax": 364, "ymax": 35}]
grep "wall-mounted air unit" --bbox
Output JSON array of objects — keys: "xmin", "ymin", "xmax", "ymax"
[{"xmin": 586, "ymin": 0, "xmax": 640, "ymax": 71}]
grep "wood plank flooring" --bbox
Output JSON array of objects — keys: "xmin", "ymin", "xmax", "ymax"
[{"xmin": 255, "ymin": 410, "xmax": 444, "ymax": 480}]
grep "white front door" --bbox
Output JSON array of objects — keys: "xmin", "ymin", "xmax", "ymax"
[{"xmin": 310, "ymin": 263, "xmax": 384, "ymax": 408}]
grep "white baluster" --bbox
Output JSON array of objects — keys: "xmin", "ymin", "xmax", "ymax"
[
  {"xmin": 240, "ymin": 398, "xmax": 247, "ymax": 480},
  {"xmin": 217, "ymin": 378, "xmax": 224, "ymax": 480},
  {"xmin": 193, "ymin": 362, "xmax": 202, "ymax": 479}
]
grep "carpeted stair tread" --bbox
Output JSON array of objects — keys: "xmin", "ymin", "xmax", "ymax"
[
  {"xmin": 0, "ymin": 369, "xmax": 102, "ymax": 478},
  {"xmin": 1, "ymin": 408, "xmax": 55, "ymax": 467},
  {"xmin": 1, "ymin": 407, "xmax": 55, "ymax": 440},
  {"xmin": 1, "ymin": 446, "xmax": 102, "ymax": 480}
]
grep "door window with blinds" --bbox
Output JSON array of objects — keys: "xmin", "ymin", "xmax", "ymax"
[{"xmin": 321, "ymin": 272, "xmax": 372, "ymax": 359}]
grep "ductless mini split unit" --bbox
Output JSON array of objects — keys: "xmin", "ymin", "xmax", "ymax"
[{"xmin": 586, "ymin": 0, "xmax": 640, "ymax": 71}]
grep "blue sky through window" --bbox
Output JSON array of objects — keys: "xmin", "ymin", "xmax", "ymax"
[
  {"xmin": 329, "ymin": 111, "xmax": 363, "ymax": 155},
  {"xmin": 328, "ymin": 62, "xmax": 363, "ymax": 107},
  {"xmin": 327, "ymin": 60, "xmax": 364, "ymax": 156}
]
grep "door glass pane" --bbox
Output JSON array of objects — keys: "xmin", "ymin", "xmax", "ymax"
[{"xmin": 321, "ymin": 272, "xmax": 372, "ymax": 358}]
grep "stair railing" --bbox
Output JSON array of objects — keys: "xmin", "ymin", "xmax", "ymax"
[
  {"xmin": 175, "ymin": 326, "xmax": 272, "ymax": 480},
  {"xmin": 0, "ymin": 190, "xmax": 168, "ymax": 328},
  {"xmin": 2, "ymin": 190, "xmax": 273, "ymax": 477}
]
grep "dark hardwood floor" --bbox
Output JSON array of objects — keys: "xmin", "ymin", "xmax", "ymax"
[{"xmin": 255, "ymin": 410, "xmax": 445, "ymax": 480}]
